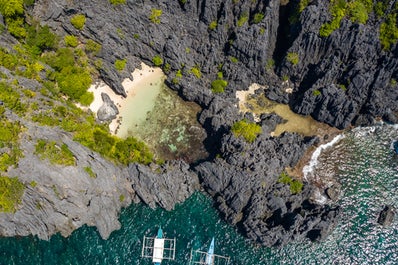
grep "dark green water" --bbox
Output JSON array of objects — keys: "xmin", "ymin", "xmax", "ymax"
[{"xmin": 1, "ymin": 124, "xmax": 398, "ymax": 264}]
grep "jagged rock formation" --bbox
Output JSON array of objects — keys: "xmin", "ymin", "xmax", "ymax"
[
  {"xmin": 128, "ymin": 160, "xmax": 200, "ymax": 211},
  {"xmin": 378, "ymin": 205, "xmax": 395, "ymax": 227},
  {"xmin": 196, "ymin": 126, "xmax": 339, "ymax": 246},
  {"xmin": 5, "ymin": 0, "xmax": 396, "ymax": 246},
  {"xmin": 1, "ymin": 120, "xmax": 132, "ymax": 240},
  {"xmin": 272, "ymin": 1, "xmax": 398, "ymax": 128}
]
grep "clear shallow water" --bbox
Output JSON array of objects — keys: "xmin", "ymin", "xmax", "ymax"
[
  {"xmin": 116, "ymin": 71, "xmax": 207, "ymax": 163},
  {"xmin": 1, "ymin": 124, "xmax": 398, "ymax": 264}
]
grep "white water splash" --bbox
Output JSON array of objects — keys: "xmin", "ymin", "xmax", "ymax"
[{"xmin": 303, "ymin": 134, "xmax": 345, "ymax": 181}]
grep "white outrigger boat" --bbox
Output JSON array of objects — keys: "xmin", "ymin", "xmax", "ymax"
[
  {"xmin": 189, "ymin": 237, "xmax": 230, "ymax": 265},
  {"xmin": 141, "ymin": 227, "xmax": 176, "ymax": 264}
]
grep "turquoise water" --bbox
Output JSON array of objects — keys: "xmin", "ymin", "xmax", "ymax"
[{"xmin": 1, "ymin": 124, "xmax": 398, "ymax": 264}]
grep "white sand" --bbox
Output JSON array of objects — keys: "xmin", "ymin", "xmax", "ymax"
[
  {"xmin": 87, "ymin": 62, "xmax": 164, "ymax": 134},
  {"xmin": 235, "ymin": 83, "xmax": 265, "ymax": 111}
]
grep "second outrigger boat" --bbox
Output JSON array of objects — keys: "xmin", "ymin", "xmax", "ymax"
[{"xmin": 190, "ymin": 237, "xmax": 230, "ymax": 265}]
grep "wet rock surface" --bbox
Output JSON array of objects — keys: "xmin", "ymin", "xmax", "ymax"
[
  {"xmin": 378, "ymin": 205, "xmax": 395, "ymax": 227},
  {"xmin": 3, "ymin": 0, "xmax": 396, "ymax": 246}
]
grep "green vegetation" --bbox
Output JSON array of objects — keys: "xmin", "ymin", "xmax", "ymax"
[
  {"xmin": 85, "ymin": 40, "xmax": 101, "ymax": 55},
  {"xmin": 152, "ymin": 55, "xmax": 163, "ymax": 66},
  {"xmin": 44, "ymin": 47, "xmax": 93, "ymax": 104},
  {"xmin": 286, "ymin": 52, "xmax": 299, "ymax": 65},
  {"xmin": 266, "ymin": 59, "xmax": 275, "ymax": 71},
  {"xmin": 289, "ymin": 0, "xmax": 311, "ymax": 24},
  {"xmin": 30, "ymin": 180, "xmax": 37, "ymax": 188},
  {"xmin": 179, "ymin": 0, "xmax": 187, "ymax": 4},
  {"xmin": 119, "ymin": 194, "xmax": 125, "ymax": 202},
  {"xmin": 176, "ymin": 69, "xmax": 183, "ymax": 79},
  {"xmin": 313, "ymin": 89, "xmax": 321, "ymax": 96},
  {"xmin": 339, "ymin": 84, "xmax": 347, "ymax": 91},
  {"xmin": 209, "ymin": 20, "xmax": 218, "ymax": 30},
  {"xmin": 253, "ymin": 13, "xmax": 265, "ymax": 24},
  {"xmin": 26, "ymin": 24, "xmax": 58, "ymax": 56},
  {"xmin": 70, "ymin": 14, "xmax": 86, "ymax": 30},
  {"xmin": 211, "ymin": 72, "xmax": 228, "ymax": 93},
  {"xmin": 190, "ymin": 66, "xmax": 202, "ymax": 79},
  {"xmin": 0, "ymin": 0, "xmax": 25, "ymax": 38},
  {"xmin": 348, "ymin": 1, "xmax": 368, "ymax": 24},
  {"xmin": 85, "ymin": 130, "xmax": 154, "ymax": 165},
  {"xmin": 32, "ymin": 102, "xmax": 154, "ymax": 166},
  {"xmin": 0, "ymin": 4, "xmax": 155, "ymax": 170},
  {"xmin": 211, "ymin": 79, "xmax": 228, "ymax": 93},
  {"xmin": 64, "ymin": 35, "xmax": 78, "ymax": 47},
  {"xmin": 320, "ymin": 0, "xmax": 373, "ymax": 37},
  {"xmin": 0, "ymin": 114, "xmax": 23, "ymax": 172},
  {"xmin": 380, "ymin": 14, "xmax": 398, "ymax": 50},
  {"xmin": 237, "ymin": 12, "xmax": 249, "ymax": 27},
  {"xmin": 0, "ymin": 81, "xmax": 27, "ymax": 115},
  {"xmin": 109, "ymin": 0, "xmax": 126, "ymax": 5},
  {"xmin": 231, "ymin": 119, "xmax": 262, "ymax": 143},
  {"xmin": 229, "ymin": 56, "xmax": 239, "ymax": 63},
  {"xmin": 278, "ymin": 171, "xmax": 303, "ymax": 194},
  {"xmin": 0, "ymin": 176, "xmax": 25, "ymax": 213},
  {"xmin": 150, "ymin": 9, "xmax": 162, "ymax": 24},
  {"xmin": 84, "ymin": 166, "xmax": 96, "ymax": 178},
  {"xmin": 374, "ymin": 1, "xmax": 387, "ymax": 17},
  {"xmin": 116, "ymin": 28, "xmax": 125, "ymax": 39},
  {"xmin": 172, "ymin": 69, "xmax": 183, "ymax": 84},
  {"xmin": 163, "ymin": 63, "xmax": 171, "ymax": 73},
  {"xmin": 390, "ymin": 78, "xmax": 397, "ymax": 86},
  {"xmin": 0, "ymin": 0, "xmax": 24, "ymax": 17},
  {"xmin": 114, "ymin": 58, "xmax": 127, "ymax": 71},
  {"xmin": 35, "ymin": 140, "xmax": 76, "ymax": 166}
]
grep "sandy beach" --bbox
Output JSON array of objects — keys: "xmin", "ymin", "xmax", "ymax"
[
  {"xmin": 235, "ymin": 83, "xmax": 266, "ymax": 112},
  {"xmin": 87, "ymin": 63, "xmax": 164, "ymax": 134}
]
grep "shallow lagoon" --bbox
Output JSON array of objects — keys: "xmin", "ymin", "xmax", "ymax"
[{"xmin": 114, "ymin": 67, "xmax": 207, "ymax": 163}]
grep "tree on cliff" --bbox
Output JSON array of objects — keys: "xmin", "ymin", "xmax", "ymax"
[{"xmin": 0, "ymin": 0, "xmax": 23, "ymax": 17}]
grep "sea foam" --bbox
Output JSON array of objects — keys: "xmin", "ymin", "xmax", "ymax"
[{"xmin": 303, "ymin": 134, "xmax": 345, "ymax": 181}]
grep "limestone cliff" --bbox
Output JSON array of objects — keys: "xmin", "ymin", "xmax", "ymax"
[{"xmin": 1, "ymin": 0, "xmax": 396, "ymax": 247}]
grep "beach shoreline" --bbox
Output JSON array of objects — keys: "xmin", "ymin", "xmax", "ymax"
[{"xmin": 87, "ymin": 63, "xmax": 164, "ymax": 134}]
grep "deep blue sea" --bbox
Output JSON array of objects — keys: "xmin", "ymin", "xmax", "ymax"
[{"xmin": 1, "ymin": 124, "xmax": 398, "ymax": 265}]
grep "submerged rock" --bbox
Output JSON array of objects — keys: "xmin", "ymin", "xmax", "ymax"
[
  {"xmin": 325, "ymin": 184, "xmax": 341, "ymax": 201},
  {"xmin": 393, "ymin": 140, "xmax": 398, "ymax": 155},
  {"xmin": 378, "ymin": 205, "xmax": 395, "ymax": 227}
]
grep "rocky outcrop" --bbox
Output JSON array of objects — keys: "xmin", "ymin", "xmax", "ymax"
[
  {"xmin": 196, "ymin": 128, "xmax": 339, "ymax": 246},
  {"xmin": 128, "ymin": 160, "xmax": 200, "ymax": 211},
  {"xmin": 271, "ymin": 1, "xmax": 398, "ymax": 128},
  {"xmin": 23, "ymin": 0, "xmax": 346, "ymax": 246},
  {"xmin": 1, "ymin": 121, "xmax": 132, "ymax": 240},
  {"xmin": 378, "ymin": 205, "xmax": 395, "ymax": 227},
  {"xmin": 97, "ymin": 92, "xmax": 119, "ymax": 122}
]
